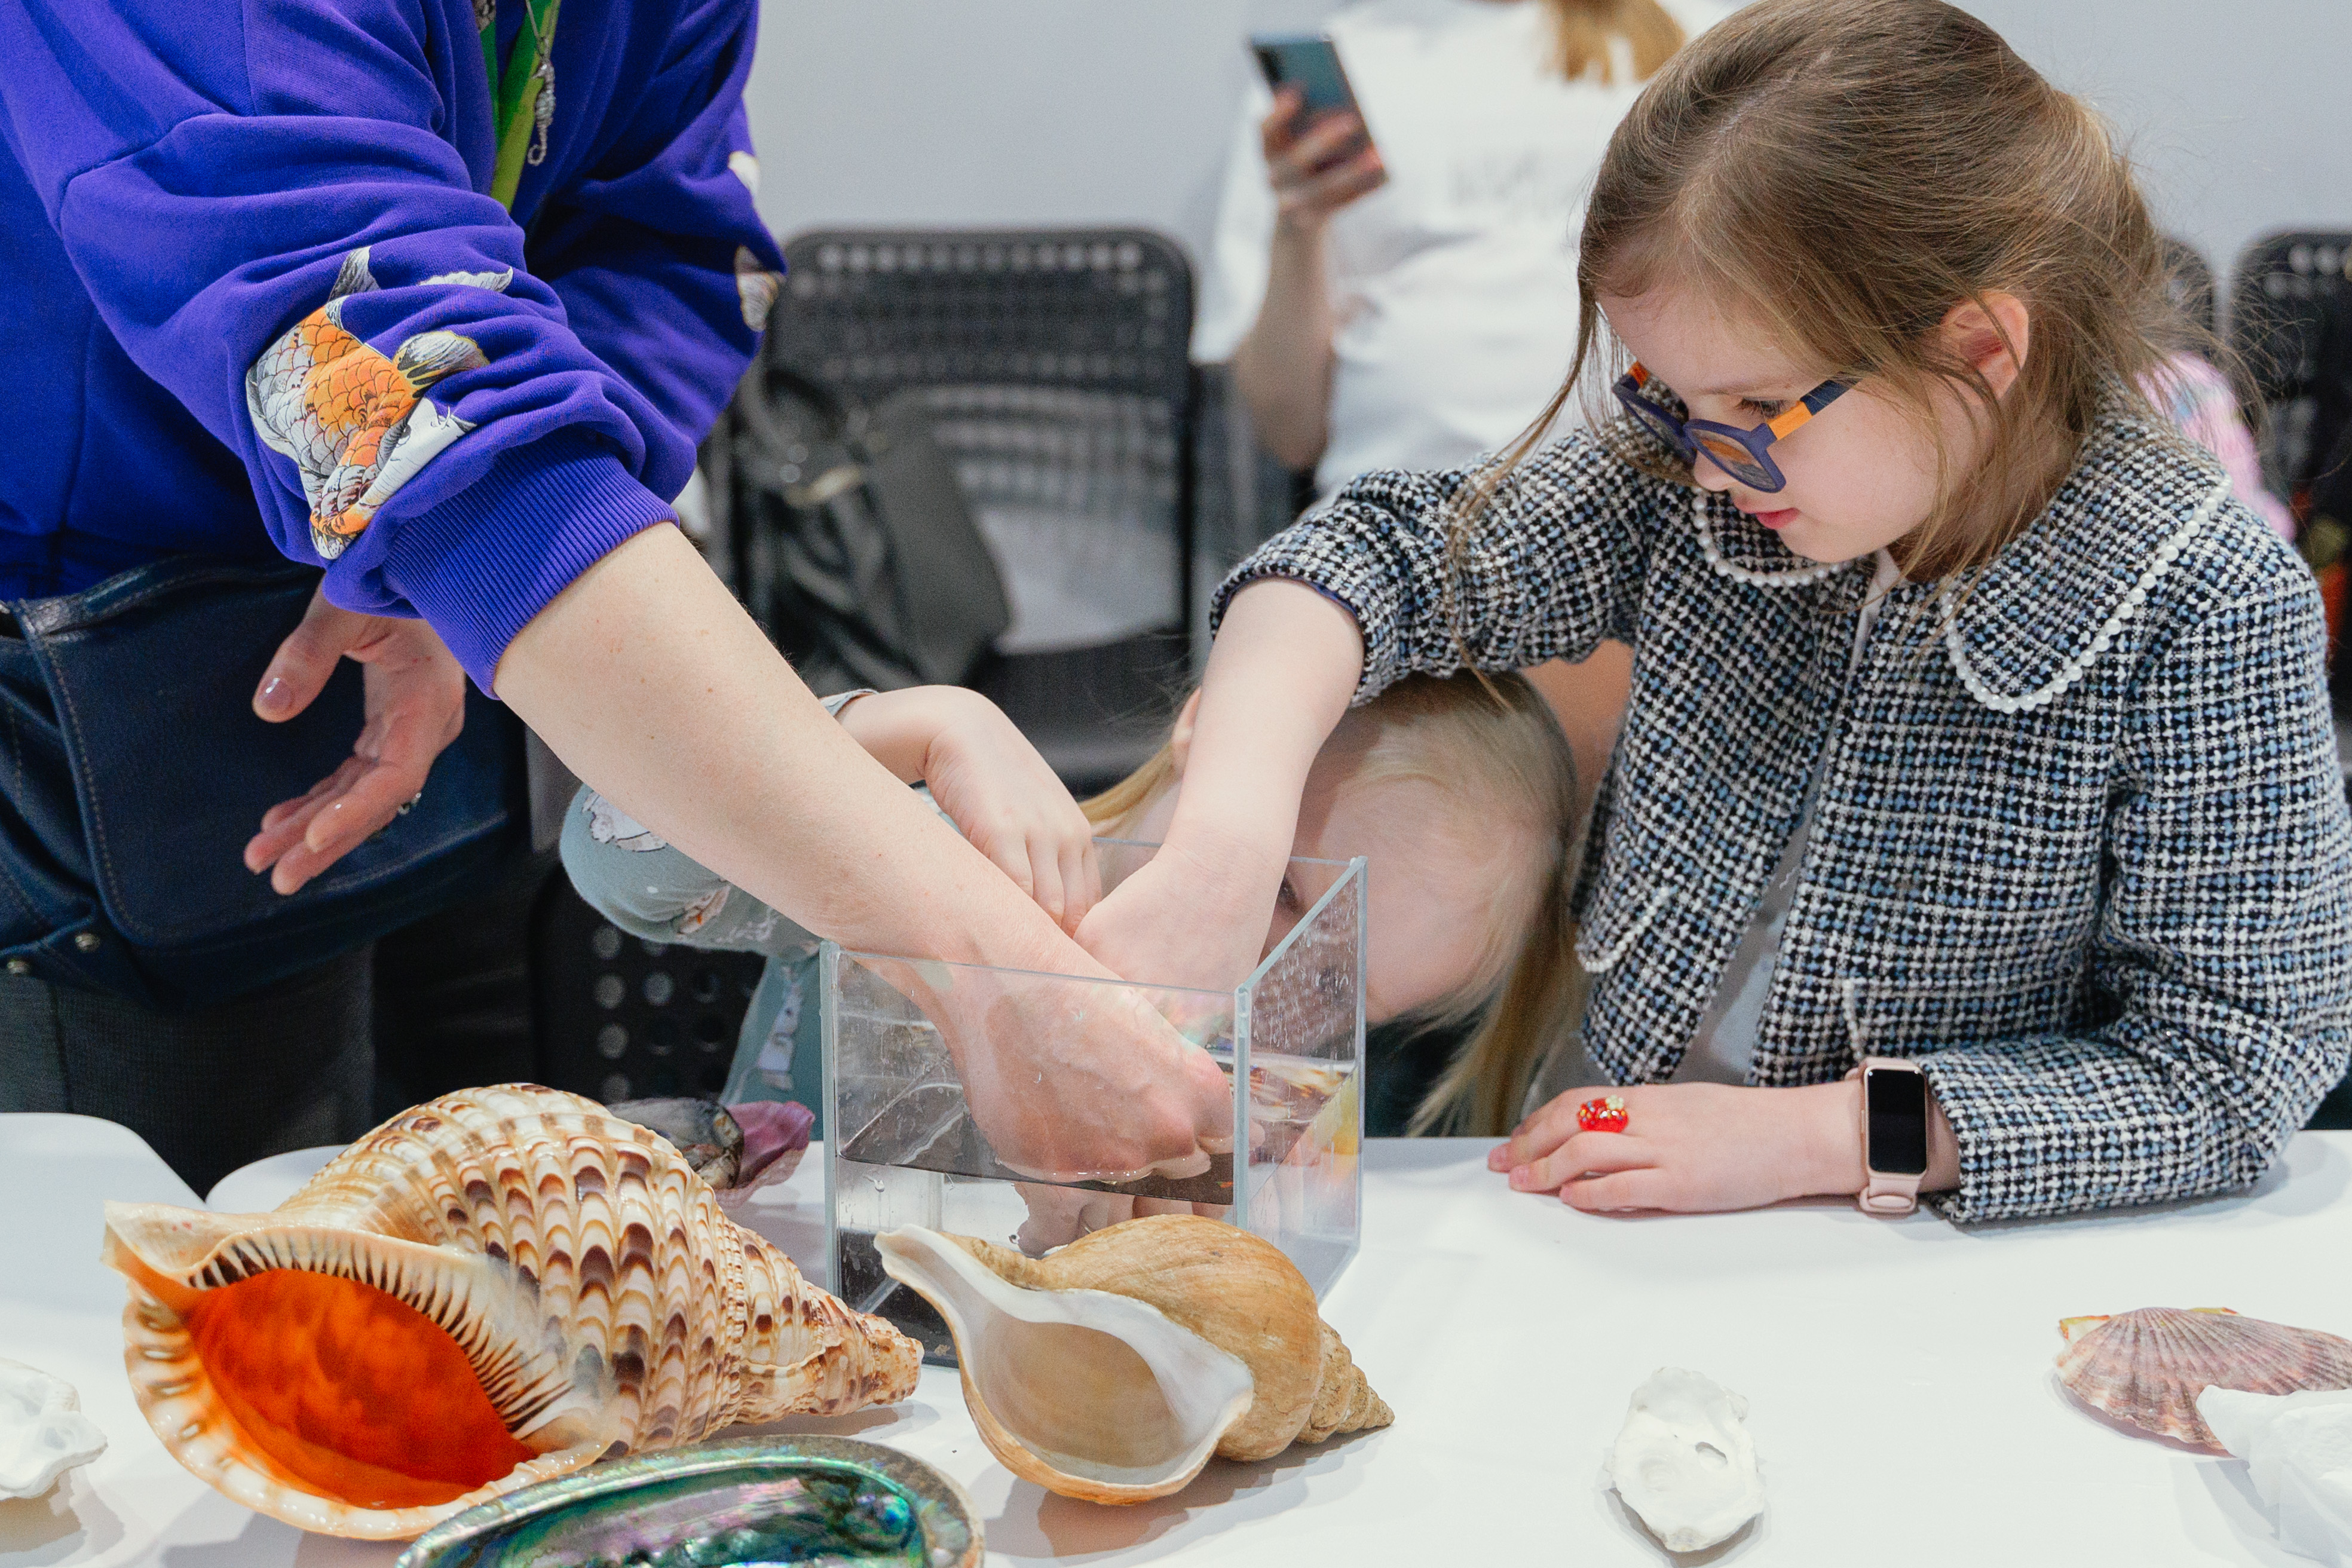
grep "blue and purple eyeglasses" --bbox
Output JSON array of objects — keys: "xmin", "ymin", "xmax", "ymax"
[{"xmin": 1612, "ymin": 363, "xmax": 1849, "ymax": 493}]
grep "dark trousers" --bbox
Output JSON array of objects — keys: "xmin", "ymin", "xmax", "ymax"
[{"xmin": 0, "ymin": 948, "xmax": 373, "ymax": 1196}]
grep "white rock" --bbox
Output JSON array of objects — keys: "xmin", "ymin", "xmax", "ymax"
[
  {"xmin": 1608, "ymin": 1367, "xmax": 1765, "ymax": 1553},
  {"xmin": 2198, "ymin": 1385, "xmax": 2352, "ymax": 1567},
  {"xmin": 0, "ymin": 1356, "xmax": 107, "ymax": 1499}
]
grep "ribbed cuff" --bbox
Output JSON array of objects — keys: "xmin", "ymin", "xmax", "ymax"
[{"xmin": 385, "ymin": 433, "xmax": 675, "ymax": 691}]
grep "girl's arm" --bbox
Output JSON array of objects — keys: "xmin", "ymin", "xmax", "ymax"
[
  {"xmin": 501, "ymin": 524, "xmax": 1229, "ymax": 1178},
  {"xmin": 561, "ymin": 683, "xmax": 1101, "ymax": 956},
  {"xmin": 1906, "ymin": 571, "xmax": 2352, "ymax": 1222},
  {"xmin": 1500, "ymin": 565, "xmax": 2352, "ymax": 1222},
  {"xmin": 1080, "ymin": 437, "xmax": 1676, "ymax": 991}
]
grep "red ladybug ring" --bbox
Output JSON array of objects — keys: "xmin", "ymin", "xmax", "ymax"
[{"xmin": 1576, "ymin": 1094, "xmax": 1630, "ymax": 1134}]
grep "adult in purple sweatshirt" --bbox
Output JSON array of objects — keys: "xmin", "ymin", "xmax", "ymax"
[{"xmin": 0, "ymin": 0, "xmax": 1226, "ymax": 1181}]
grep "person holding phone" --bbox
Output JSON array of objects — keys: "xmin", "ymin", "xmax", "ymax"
[{"xmin": 1208, "ymin": 1, "xmax": 1729, "ymax": 843}]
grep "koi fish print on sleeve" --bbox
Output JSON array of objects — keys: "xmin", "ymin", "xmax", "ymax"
[{"xmin": 243, "ymin": 247, "xmax": 513, "ymax": 560}]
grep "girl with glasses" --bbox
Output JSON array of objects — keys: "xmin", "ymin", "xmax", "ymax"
[{"xmin": 1073, "ymin": 0, "xmax": 2352, "ymax": 1223}]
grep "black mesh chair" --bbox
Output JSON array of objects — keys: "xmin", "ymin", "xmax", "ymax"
[
  {"xmin": 765, "ymin": 229, "xmax": 1199, "ymax": 792},
  {"xmin": 2228, "ymin": 229, "xmax": 2352, "ymax": 512},
  {"xmin": 529, "ymin": 872, "xmax": 767, "ymax": 1105}
]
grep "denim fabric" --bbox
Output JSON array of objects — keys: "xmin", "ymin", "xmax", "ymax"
[{"xmin": 0, "ymin": 557, "xmax": 526, "ymax": 1009}]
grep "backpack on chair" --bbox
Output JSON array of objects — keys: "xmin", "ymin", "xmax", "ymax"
[{"xmin": 716, "ymin": 362, "xmax": 1009, "ymax": 695}]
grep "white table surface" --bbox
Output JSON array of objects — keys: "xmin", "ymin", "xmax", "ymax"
[{"xmin": 2, "ymin": 1112, "xmax": 2344, "ymax": 1567}]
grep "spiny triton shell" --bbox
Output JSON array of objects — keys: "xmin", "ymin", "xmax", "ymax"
[
  {"xmin": 100, "ymin": 1085, "xmax": 921, "ymax": 1540},
  {"xmin": 1607, "ymin": 1368, "xmax": 1765, "ymax": 1554},
  {"xmin": 395, "ymin": 1435, "xmax": 981, "ymax": 1568},
  {"xmin": 2055, "ymin": 1307, "xmax": 2352, "ymax": 1451},
  {"xmin": 0, "ymin": 1356, "xmax": 108, "ymax": 1499},
  {"xmin": 876, "ymin": 1215, "xmax": 1390, "ymax": 1505}
]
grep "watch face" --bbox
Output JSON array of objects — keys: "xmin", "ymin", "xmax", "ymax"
[{"xmin": 1866, "ymin": 1068, "xmax": 1929, "ymax": 1177}]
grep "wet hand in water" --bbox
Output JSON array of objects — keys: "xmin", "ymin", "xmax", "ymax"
[
  {"xmin": 1010, "ymin": 1185, "xmax": 1223, "ymax": 1256},
  {"xmin": 244, "ymin": 585, "xmax": 467, "ymax": 894},
  {"xmin": 895, "ymin": 956, "xmax": 1235, "ymax": 1185}
]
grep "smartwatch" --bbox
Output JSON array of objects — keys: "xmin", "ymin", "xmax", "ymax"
[{"xmin": 1849, "ymin": 1056, "xmax": 1928, "ymax": 1215}]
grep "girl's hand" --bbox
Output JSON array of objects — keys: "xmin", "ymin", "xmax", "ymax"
[
  {"xmin": 840, "ymin": 687, "xmax": 1101, "ymax": 933},
  {"xmin": 1489, "ymin": 1082, "xmax": 1870, "ymax": 1214},
  {"xmin": 1261, "ymin": 85, "xmax": 1386, "ymax": 236}
]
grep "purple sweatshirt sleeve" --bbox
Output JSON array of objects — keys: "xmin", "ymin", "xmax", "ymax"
[
  {"xmin": 0, "ymin": 0, "xmax": 781, "ymax": 690},
  {"xmin": 528, "ymin": 0, "xmax": 782, "ymax": 454}
]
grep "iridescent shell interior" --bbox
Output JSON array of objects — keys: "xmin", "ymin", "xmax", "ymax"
[{"xmin": 393, "ymin": 1436, "xmax": 982, "ymax": 1568}]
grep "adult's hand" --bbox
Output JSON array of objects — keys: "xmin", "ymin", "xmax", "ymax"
[
  {"xmin": 497, "ymin": 523, "xmax": 1229, "ymax": 1182},
  {"xmin": 1261, "ymin": 85, "xmax": 1386, "ymax": 235},
  {"xmin": 243, "ymin": 584, "xmax": 467, "ymax": 894}
]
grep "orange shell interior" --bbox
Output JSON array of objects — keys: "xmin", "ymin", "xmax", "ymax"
[{"xmin": 183, "ymin": 1269, "xmax": 535, "ymax": 1510}]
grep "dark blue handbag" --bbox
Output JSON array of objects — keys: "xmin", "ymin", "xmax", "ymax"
[{"xmin": 0, "ymin": 556, "xmax": 526, "ymax": 1010}]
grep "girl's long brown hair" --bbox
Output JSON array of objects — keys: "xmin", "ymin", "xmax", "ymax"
[
  {"xmin": 1542, "ymin": 0, "xmax": 1685, "ymax": 84},
  {"xmin": 1471, "ymin": 0, "xmax": 2207, "ymax": 586},
  {"xmin": 1084, "ymin": 673, "xmax": 1583, "ymax": 1137}
]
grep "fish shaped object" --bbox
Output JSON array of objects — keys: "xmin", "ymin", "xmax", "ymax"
[{"xmin": 245, "ymin": 247, "xmax": 509, "ymax": 559}]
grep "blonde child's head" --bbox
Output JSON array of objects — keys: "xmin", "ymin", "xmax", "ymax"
[
  {"xmin": 1086, "ymin": 672, "xmax": 1582, "ymax": 1137},
  {"xmin": 1496, "ymin": 0, "xmax": 2203, "ymax": 583}
]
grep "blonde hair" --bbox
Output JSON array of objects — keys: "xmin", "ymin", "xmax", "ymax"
[
  {"xmin": 1084, "ymin": 673, "xmax": 1582, "ymax": 1137},
  {"xmin": 1474, "ymin": 0, "xmax": 2206, "ymax": 586},
  {"xmin": 1542, "ymin": 0, "xmax": 1685, "ymax": 84}
]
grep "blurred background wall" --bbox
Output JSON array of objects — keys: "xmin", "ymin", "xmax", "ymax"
[{"xmin": 745, "ymin": 0, "xmax": 2351, "ymax": 315}]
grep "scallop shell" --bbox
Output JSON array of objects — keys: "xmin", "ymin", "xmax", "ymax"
[
  {"xmin": 2055, "ymin": 1307, "xmax": 2352, "ymax": 1450},
  {"xmin": 100, "ymin": 1085, "xmax": 921, "ymax": 1540},
  {"xmin": 394, "ymin": 1435, "xmax": 981, "ymax": 1568},
  {"xmin": 876, "ymin": 1214, "xmax": 1390, "ymax": 1505}
]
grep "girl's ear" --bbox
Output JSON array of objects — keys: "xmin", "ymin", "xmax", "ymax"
[
  {"xmin": 1941, "ymin": 292, "xmax": 2032, "ymax": 399},
  {"xmin": 1168, "ymin": 690, "xmax": 1204, "ymax": 777}
]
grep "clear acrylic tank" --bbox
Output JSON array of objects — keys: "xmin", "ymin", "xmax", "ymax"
[{"xmin": 823, "ymin": 840, "xmax": 1364, "ymax": 1364}]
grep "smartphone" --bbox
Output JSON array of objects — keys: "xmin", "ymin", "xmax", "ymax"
[{"xmin": 1250, "ymin": 33, "xmax": 1365, "ymax": 124}]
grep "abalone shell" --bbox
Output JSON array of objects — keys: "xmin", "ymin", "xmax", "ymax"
[{"xmin": 393, "ymin": 1436, "xmax": 979, "ymax": 1568}]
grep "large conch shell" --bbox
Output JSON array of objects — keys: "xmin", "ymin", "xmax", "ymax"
[
  {"xmin": 100, "ymin": 1085, "xmax": 921, "ymax": 1540},
  {"xmin": 876, "ymin": 1214, "xmax": 1389, "ymax": 1505},
  {"xmin": 2056, "ymin": 1307, "xmax": 2352, "ymax": 1451}
]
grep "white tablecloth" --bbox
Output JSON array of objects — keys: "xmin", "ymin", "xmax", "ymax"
[{"xmin": 2, "ymin": 1111, "xmax": 2343, "ymax": 1566}]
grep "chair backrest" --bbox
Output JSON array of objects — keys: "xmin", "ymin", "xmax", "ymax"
[
  {"xmin": 2229, "ymin": 230, "xmax": 2352, "ymax": 500},
  {"xmin": 765, "ymin": 229, "xmax": 1202, "ymax": 791},
  {"xmin": 529, "ymin": 871, "xmax": 766, "ymax": 1105}
]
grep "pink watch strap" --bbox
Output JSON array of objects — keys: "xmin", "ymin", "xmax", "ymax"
[{"xmin": 1849, "ymin": 1058, "xmax": 1925, "ymax": 1217}]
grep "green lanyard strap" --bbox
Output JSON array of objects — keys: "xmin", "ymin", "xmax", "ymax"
[{"xmin": 480, "ymin": 0, "xmax": 561, "ymax": 210}]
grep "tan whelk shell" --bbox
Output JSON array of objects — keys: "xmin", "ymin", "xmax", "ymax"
[
  {"xmin": 101, "ymin": 1085, "xmax": 920, "ymax": 1540},
  {"xmin": 2055, "ymin": 1307, "xmax": 2352, "ymax": 1450},
  {"xmin": 877, "ymin": 1214, "xmax": 1390, "ymax": 1504}
]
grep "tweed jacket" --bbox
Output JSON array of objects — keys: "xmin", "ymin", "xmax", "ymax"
[{"xmin": 1215, "ymin": 412, "xmax": 2352, "ymax": 1223}]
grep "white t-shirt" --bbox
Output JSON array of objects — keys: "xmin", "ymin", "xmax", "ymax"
[
  {"xmin": 1671, "ymin": 550, "xmax": 1904, "ymax": 1085},
  {"xmin": 1193, "ymin": 0, "xmax": 1731, "ymax": 497}
]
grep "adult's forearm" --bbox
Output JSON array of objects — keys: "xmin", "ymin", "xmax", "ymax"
[
  {"xmin": 494, "ymin": 524, "xmax": 1065, "ymax": 972},
  {"xmin": 1231, "ymin": 226, "xmax": 1337, "ymax": 471}
]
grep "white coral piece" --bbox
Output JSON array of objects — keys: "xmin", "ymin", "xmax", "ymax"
[
  {"xmin": 0, "ymin": 1357, "xmax": 107, "ymax": 1499},
  {"xmin": 1608, "ymin": 1367, "xmax": 1764, "ymax": 1553}
]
